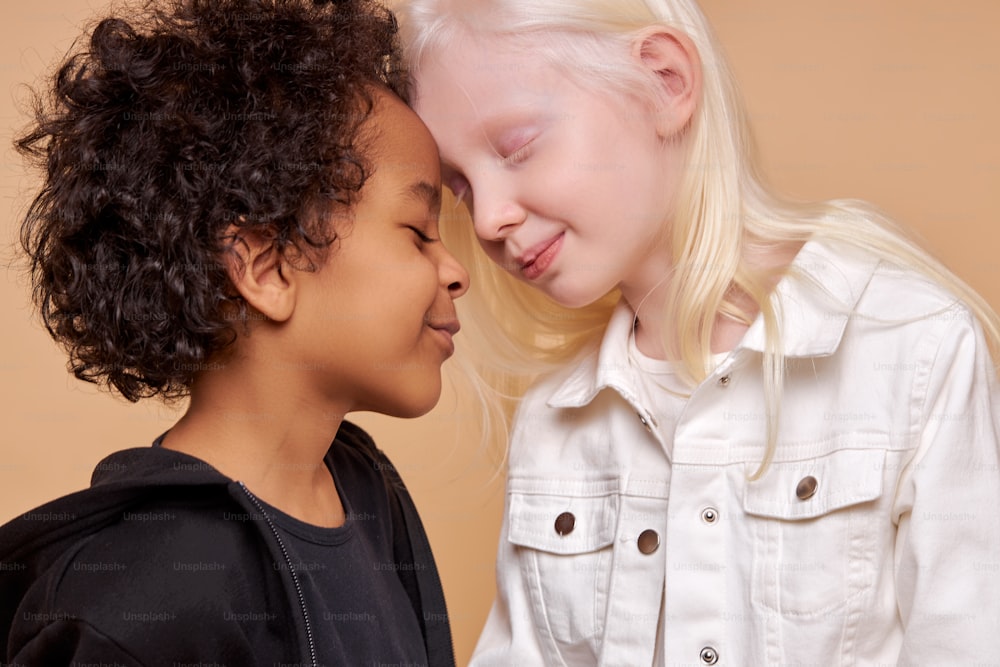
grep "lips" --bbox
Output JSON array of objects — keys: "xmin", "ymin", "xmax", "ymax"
[
  {"xmin": 427, "ymin": 317, "xmax": 460, "ymax": 357},
  {"xmin": 517, "ymin": 232, "xmax": 564, "ymax": 281}
]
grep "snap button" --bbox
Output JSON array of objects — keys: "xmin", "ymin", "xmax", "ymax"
[
  {"xmin": 636, "ymin": 411, "xmax": 656, "ymax": 432},
  {"xmin": 637, "ymin": 529, "xmax": 659, "ymax": 554},
  {"xmin": 554, "ymin": 512, "xmax": 576, "ymax": 536},
  {"xmin": 717, "ymin": 374, "xmax": 731, "ymax": 387},
  {"xmin": 700, "ymin": 646, "xmax": 719, "ymax": 665},
  {"xmin": 796, "ymin": 476, "xmax": 818, "ymax": 500},
  {"xmin": 701, "ymin": 507, "xmax": 718, "ymax": 524}
]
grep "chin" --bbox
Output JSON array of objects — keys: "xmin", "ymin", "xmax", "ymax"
[
  {"xmin": 382, "ymin": 383, "xmax": 443, "ymax": 419},
  {"xmin": 391, "ymin": 402, "xmax": 438, "ymax": 420},
  {"xmin": 548, "ymin": 288, "xmax": 611, "ymax": 310}
]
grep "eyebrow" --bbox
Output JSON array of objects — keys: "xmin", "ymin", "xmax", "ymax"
[{"xmin": 405, "ymin": 180, "xmax": 441, "ymax": 212}]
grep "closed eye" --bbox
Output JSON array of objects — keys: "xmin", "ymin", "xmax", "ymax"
[
  {"xmin": 499, "ymin": 141, "xmax": 532, "ymax": 167},
  {"xmin": 408, "ymin": 226, "xmax": 437, "ymax": 244}
]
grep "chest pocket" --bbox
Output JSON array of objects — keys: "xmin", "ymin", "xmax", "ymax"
[
  {"xmin": 508, "ymin": 491, "xmax": 618, "ymax": 661},
  {"xmin": 742, "ymin": 447, "xmax": 886, "ymax": 616}
]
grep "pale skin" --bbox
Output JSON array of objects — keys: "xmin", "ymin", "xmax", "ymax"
[
  {"xmin": 626, "ymin": 30, "xmax": 800, "ymax": 357},
  {"xmin": 415, "ymin": 27, "xmax": 800, "ymax": 361},
  {"xmin": 162, "ymin": 90, "xmax": 468, "ymax": 527}
]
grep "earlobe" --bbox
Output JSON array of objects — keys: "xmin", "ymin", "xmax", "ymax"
[
  {"xmin": 223, "ymin": 225, "xmax": 296, "ymax": 323},
  {"xmin": 631, "ymin": 26, "xmax": 703, "ymax": 139}
]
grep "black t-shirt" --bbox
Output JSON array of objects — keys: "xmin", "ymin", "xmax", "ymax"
[{"xmin": 257, "ymin": 450, "xmax": 428, "ymax": 667}]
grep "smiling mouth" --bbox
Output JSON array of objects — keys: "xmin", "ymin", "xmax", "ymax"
[{"xmin": 519, "ymin": 233, "xmax": 564, "ymax": 281}]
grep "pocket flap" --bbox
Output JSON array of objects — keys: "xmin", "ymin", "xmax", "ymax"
[
  {"xmin": 508, "ymin": 492, "xmax": 617, "ymax": 554},
  {"xmin": 743, "ymin": 448, "xmax": 885, "ymax": 520}
]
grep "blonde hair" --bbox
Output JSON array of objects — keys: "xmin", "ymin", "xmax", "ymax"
[{"xmin": 397, "ymin": 0, "xmax": 1000, "ymax": 477}]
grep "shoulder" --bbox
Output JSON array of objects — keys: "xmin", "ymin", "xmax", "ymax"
[
  {"xmin": 785, "ymin": 240, "xmax": 984, "ymax": 368},
  {"xmin": 49, "ymin": 492, "xmax": 269, "ymax": 605},
  {"xmin": 802, "ymin": 243, "xmax": 996, "ymax": 419},
  {"xmin": 9, "ymin": 492, "xmax": 280, "ymax": 660},
  {"xmin": 798, "ymin": 238, "xmax": 972, "ymax": 324},
  {"xmin": 861, "ymin": 262, "xmax": 970, "ymax": 324},
  {"xmin": 851, "ymin": 253, "xmax": 984, "ymax": 368}
]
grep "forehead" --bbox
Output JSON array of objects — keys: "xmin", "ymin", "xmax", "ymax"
[
  {"xmin": 365, "ymin": 88, "xmax": 441, "ymax": 181},
  {"xmin": 411, "ymin": 35, "xmax": 577, "ymax": 156},
  {"xmin": 414, "ymin": 33, "xmax": 560, "ymax": 107}
]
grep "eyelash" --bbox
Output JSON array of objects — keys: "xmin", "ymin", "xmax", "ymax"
[
  {"xmin": 499, "ymin": 142, "xmax": 532, "ymax": 167},
  {"xmin": 445, "ymin": 137, "xmax": 533, "ymax": 208},
  {"xmin": 408, "ymin": 226, "xmax": 436, "ymax": 244}
]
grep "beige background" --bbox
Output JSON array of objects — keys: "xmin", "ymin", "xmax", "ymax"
[{"xmin": 1, "ymin": 1, "xmax": 998, "ymax": 664}]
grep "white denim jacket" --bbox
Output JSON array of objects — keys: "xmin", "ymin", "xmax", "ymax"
[{"xmin": 470, "ymin": 241, "xmax": 1000, "ymax": 667}]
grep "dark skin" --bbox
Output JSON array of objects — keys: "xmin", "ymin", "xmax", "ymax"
[
  {"xmin": 162, "ymin": 90, "xmax": 468, "ymax": 527},
  {"xmin": 162, "ymin": 231, "xmax": 348, "ymax": 527}
]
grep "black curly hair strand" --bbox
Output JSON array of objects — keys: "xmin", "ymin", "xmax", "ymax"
[{"xmin": 16, "ymin": 0, "xmax": 407, "ymax": 402}]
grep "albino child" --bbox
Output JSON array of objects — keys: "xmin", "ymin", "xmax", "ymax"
[{"xmin": 395, "ymin": 0, "xmax": 1000, "ymax": 664}]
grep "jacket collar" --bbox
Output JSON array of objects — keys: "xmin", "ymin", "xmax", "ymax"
[
  {"xmin": 547, "ymin": 240, "xmax": 880, "ymax": 410},
  {"xmin": 546, "ymin": 297, "xmax": 644, "ymax": 411},
  {"xmin": 737, "ymin": 240, "xmax": 880, "ymax": 357}
]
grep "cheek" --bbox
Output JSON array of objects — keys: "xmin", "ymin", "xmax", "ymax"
[{"xmin": 400, "ymin": 259, "xmax": 446, "ymax": 320}]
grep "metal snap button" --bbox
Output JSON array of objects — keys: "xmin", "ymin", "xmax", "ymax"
[
  {"xmin": 637, "ymin": 529, "xmax": 660, "ymax": 554},
  {"xmin": 717, "ymin": 374, "xmax": 731, "ymax": 387},
  {"xmin": 554, "ymin": 512, "xmax": 576, "ymax": 536},
  {"xmin": 701, "ymin": 507, "xmax": 719, "ymax": 524},
  {"xmin": 796, "ymin": 476, "xmax": 819, "ymax": 500},
  {"xmin": 700, "ymin": 646, "xmax": 719, "ymax": 665},
  {"xmin": 636, "ymin": 411, "xmax": 656, "ymax": 432}
]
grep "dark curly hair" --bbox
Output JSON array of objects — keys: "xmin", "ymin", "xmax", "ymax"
[{"xmin": 16, "ymin": 0, "xmax": 407, "ymax": 402}]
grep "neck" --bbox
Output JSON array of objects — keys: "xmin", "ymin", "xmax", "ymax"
[
  {"xmin": 162, "ymin": 346, "xmax": 347, "ymax": 528},
  {"xmin": 621, "ymin": 268, "xmax": 674, "ymax": 360},
  {"xmin": 624, "ymin": 240, "xmax": 804, "ymax": 361}
]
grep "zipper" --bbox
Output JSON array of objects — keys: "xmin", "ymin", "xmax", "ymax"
[{"xmin": 238, "ymin": 481, "xmax": 317, "ymax": 667}]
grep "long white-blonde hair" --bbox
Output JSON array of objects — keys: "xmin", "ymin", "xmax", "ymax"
[{"xmin": 395, "ymin": 0, "xmax": 1000, "ymax": 477}]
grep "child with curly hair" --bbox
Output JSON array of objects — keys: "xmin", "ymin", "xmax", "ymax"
[{"xmin": 0, "ymin": 0, "xmax": 465, "ymax": 664}]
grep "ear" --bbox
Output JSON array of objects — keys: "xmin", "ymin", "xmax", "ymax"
[
  {"xmin": 223, "ymin": 225, "xmax": 296, "ymax": 323},
  {"xmin": 630, "ymin": 26, "xmax": 702, "ymax": 139}
]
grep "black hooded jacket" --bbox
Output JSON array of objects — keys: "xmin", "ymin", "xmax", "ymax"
[{"xmin": 0, "ymin": 421, "xmax": 455, "ymax": 666}]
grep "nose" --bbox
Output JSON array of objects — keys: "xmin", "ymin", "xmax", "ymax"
[
  {"xmin": 472, "ymin": 182, "xmax": 527, "ymax": 242},
  {"xmin": 438, "ymin": 244, "xmax": 470, "ymax": 299}
]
